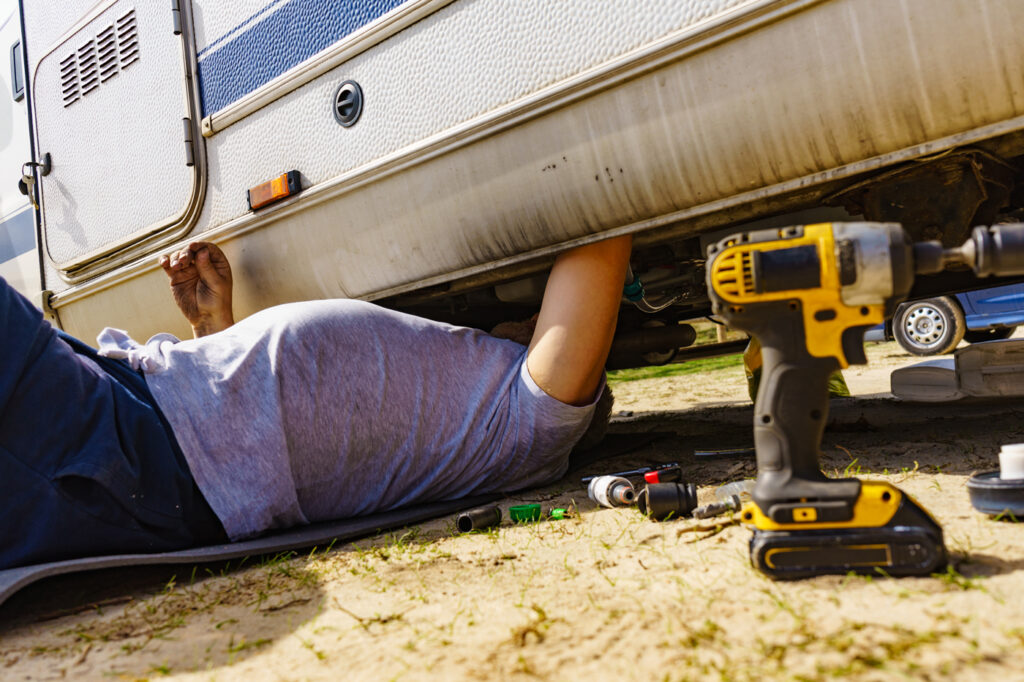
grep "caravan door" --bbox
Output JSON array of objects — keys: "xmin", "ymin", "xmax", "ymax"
[{"xmin": 24, "ymin": 0, "xmax": 203, "ymax": 281}]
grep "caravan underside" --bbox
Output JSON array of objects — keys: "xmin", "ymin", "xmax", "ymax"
[{"xmin": 21, "ymin": 0, "xmax": 1024, "ymax": 359}]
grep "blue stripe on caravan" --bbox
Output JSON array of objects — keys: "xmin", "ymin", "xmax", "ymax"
[
  {"xmin": 0, "ymin": 208, "xmax": 35, "ymax": 264},
  {"xmin": 197, "ymin": 0, "xmax": 406, "ymax": 116},
  {"xmin": 197, "ymin": 0, "xmax": 288, "ymax": 59}
]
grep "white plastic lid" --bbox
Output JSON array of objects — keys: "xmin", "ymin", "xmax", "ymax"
[{"xmin": 1000, "ymin": 443, "xmax": 1024, "ymax": 480}]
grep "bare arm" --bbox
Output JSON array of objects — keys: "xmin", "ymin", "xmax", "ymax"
[
  {"xmin": 159, "ymin": 241, "xmax": 235, "ymax": 338},
  {"xmin": 526, "ymin": 235, "xmax": 632, "ymax": 405}
]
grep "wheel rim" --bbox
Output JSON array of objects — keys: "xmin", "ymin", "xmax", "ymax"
[{"xmin": 903, "ymin": 305, "xmax": 947, "ymax": 348}]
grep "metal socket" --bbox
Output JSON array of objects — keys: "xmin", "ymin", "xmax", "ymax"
[{"xmin": 638, "ymin": 482, "xmax": 698, "ymax": 521}]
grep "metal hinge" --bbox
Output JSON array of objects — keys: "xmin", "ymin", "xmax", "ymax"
[
  {"xmin": 171, "ymin": 0, "xmax": 182, "ymax": 35},
  {"xmin": 182, "ymin": 117, "xmax": 194, "ymax": 167},
  {"xmin": 35, "ymin": 290, "xmax": 59, "ymax": 325}
]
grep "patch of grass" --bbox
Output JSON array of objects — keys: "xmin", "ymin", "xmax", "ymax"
[
  {"xmin": 934, "ymin": 565, "xmax": 986, "ymax": 592},
  {"xmin": 836, "ymin": 458, "xmax": 864, "ymax": 478},
  {"xmin": 607, "ymin": 354, "xmax": 743, "ymax": 385},
  {"xmin": 333, "ymin": 599, "xmax": 407, "ymax": 632},
  {"xmin": 992, "ymin": 509, "xmax": 1020, "ymax": 522},
  {"xmin": 679, "ymin": 619, "xmax": 724, "ymax": 648},
  {"xmin": 226, "ymin": 636, "xmax": 270, "ymax": 654},
  {"xmin": 300, "ymin": 638, "xmax": 327, "ymax": 661},
  {"xmin": 510, "ymin": 604, "xmax": 557, "ymax": 647}
]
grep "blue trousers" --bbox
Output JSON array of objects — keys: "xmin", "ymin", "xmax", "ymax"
[{"xmin": 0, "ymin": 277, "xmax": 225, "ymax": 569}]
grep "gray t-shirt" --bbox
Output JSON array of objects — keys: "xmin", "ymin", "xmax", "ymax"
[{"xmin": 98, "ymin": 300, "xmax": 597, "ymax": 540}]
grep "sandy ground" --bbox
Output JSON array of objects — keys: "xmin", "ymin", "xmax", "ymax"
[{"xmin": 3, "ymin": 339, "xmax": 1024, "ymax": 681}]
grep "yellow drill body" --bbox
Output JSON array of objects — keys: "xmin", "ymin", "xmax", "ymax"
[
  {"xmin": 709, "ymin": 223, "xmax": 889, "ymax": 367},
  {"xmin": 706, "ymin": 222, "xmax": 946, "ymax": 579}
]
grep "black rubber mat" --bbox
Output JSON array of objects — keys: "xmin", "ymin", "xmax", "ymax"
[
  {"xmin": 0, "ymin": 495, "xmax": 497, "ymax": 610},
  {"xmin": 0, "ymin": 429, "xmax": 667, "ymax": 612}
]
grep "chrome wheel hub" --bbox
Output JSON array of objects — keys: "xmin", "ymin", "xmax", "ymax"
[{"xmin": 904, "ymin": 306, "xmax": 945, "ymax": 346}]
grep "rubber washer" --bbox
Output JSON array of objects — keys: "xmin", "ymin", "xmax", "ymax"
[
  {"xmin": 509, "ymin": 504, "xmax": 541, "ymax": 523},
  {"xmin": 966, "ymin": 471, "xmax": 1024, "ymax": 518}
]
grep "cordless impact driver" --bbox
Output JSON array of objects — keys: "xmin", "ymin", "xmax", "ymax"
[{"xmin": 706, "ymin": 221, "xmax": 1024, "ymax": 579}]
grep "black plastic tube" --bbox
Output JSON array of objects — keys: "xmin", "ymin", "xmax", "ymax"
[{"xmin": 457, "ymin": 506, "xmax": 502, "ymax": 532}]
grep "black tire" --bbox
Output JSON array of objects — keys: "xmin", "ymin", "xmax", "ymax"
[
  {"xmin": 963, "ymin": 326, "xmax": 1016, "ymax": 344},
  {"xmin": 640, "ymin": 319, "xmax": 679, "ymax": 366},
  {"xmin": 893, "ymin": 297, "xmax": 966, "ymax": 356}
]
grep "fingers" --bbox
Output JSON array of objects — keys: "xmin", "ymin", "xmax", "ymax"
[
  {"xmin": 159, "ymin": 250, "xmax": 193, "ymax": 281},
  {"xmin": 191, "ymin": 242, "xmax": 232, "ymax": 283},
  {"xmin": 158, "ymin": 241, "xmax": 232, "ymax": 285},
  {"xmin": 193, "ymin": 246, "xmax": 215, "ymax": 278},
  {"xmin": 159, "ymin": 246, "xmax": 194, "ymax": 270},
  {"xmin": 187, "ymin": 240, "xmax": 222, "ymax": 257},
  {"xmin": 158, "ymin": 242, "xmax": 219, "ymax": 270}
]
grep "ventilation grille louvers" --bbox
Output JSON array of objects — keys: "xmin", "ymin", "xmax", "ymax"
[
  {"xmin": 714, "ymin": 251, "xmax": 754, "ymax": 298},
  {"xmin": 118, "ymin": 10, "xmax": 140, "ymax": 68},
  {"xmin": 60, "ymin": 8, "xmax": 139, "ymax": 108},
  {"xmin": 97, "ymin": 26, "xmax": 118, "ymax": 82}
]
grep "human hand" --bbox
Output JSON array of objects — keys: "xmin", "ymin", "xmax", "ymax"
[
  {"xmin": 490, "ymin": 313, "xmax": 539, "ymax": 346},
  {"xmin": 159, "ymin": 241, "xmax": 235, "ymax": 338}
]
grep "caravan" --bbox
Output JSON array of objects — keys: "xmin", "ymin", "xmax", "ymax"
[
  {"xmin": 11, "ymin": 0, "xmax": 1024, "ymax": 360},
  {"xmin": 0, "ymin": 0, "xmax": 32, "ymax": 298}
]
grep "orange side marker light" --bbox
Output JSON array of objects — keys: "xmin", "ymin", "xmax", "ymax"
[{"xmin": 247, "ymin": 170, "xmax": 301, "ymax": 210}]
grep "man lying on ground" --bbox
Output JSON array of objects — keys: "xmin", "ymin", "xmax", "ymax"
[{"xmin": 0, "ymin": 236, "xmax": 630, "ymax": 569}]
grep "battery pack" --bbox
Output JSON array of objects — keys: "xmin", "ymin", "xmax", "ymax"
[{"xmin": 747, "ymin": 487, "xmax": 947, "ymax": 579}]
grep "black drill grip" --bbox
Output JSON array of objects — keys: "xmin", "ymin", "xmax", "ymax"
[
  {"xmin": 754, "ymin": 347, "xmax": 832, "ymax": 487},
  {"xmin": 750, "ymin": 304, "xmax": 861, "ymax": 515}
]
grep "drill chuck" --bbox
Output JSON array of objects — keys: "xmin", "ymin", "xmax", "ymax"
[
  {"xmin": 913, "ymin": 223, "xmax": 1024, "ymax": 277},
  {"xmin": 969, "ymin": 224, "xmax": 1024, "ymax": 277}
]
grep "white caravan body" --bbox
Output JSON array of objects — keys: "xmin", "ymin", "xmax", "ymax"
[
  {"xmin": 0, "ymin": 0, "xmax": 33, "ymax": 297},
  {"xmin": 17, "ymin": 0, "xmax": 1024, "ymax": 342}
]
